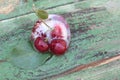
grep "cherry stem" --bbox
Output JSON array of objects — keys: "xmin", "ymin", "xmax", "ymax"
[
  {"xmin": 32, "ymin": 4, "xmax": 53, "ymax": 30},
  {"xmin": 41, "ymin": 19, "xmax": 53, "ymax": 30}
]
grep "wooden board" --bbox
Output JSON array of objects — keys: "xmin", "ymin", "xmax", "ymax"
[{"xmin": 0, "ymin": 0, "xmax": 120, "ymax": 80}]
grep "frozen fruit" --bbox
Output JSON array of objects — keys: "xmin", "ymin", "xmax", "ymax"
[{"xmin": 31, "ymin": 14, "xmax": 71, "ymax": 55}]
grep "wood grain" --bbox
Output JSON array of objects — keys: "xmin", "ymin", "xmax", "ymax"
[
  {"xmin": 0, "ymin": 0, "xmax": 74, "ymax": 20},
  {"xmin": 0, "ymin": 0, "xmax": 120, "ymax": 80},
  {"xmin": 43, "ymin": 54, "xmax": 120, "ymax": 79}
]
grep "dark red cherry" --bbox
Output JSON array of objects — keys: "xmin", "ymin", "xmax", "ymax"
[
  {"xmin": 34, "ymin": 37, "xmax": 49, "ymax": 53},
  {"xmin": 51, "ymin": 25, "xmax": 62, "ymax": 38},
  {"xmin": 50, "ymin": 39, "xmax": 67, "ymax": 55}
]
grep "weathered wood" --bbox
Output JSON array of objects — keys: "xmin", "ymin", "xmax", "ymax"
[
  {"xmin": 0, "ymin": 0, "xmax": 120, "ymax": 80},
  {"xmin": 0, "ymin": 0, "xmax": 74, "ymax": 20},
  {"xmin": 49, "ymin": 59, "xmax": 120, "ymax": 80}
]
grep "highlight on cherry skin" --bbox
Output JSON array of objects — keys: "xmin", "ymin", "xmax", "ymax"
[{"xmin": 31, "ymin": 14, "xmax": 71, "ymax": 55}]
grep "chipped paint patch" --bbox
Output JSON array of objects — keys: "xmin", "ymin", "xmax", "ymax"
[{"xmin": 0, "ymin": 0, "xmax": 19, "ymax": 14}]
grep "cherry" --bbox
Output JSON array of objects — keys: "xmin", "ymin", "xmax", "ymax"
[
  {"xmin": 31, "ymin": 7, "xmax": 71, "ymax": 55},
  {"xmin": 51, "ymin": 25, "xmax": 63, "ymax": 38},
  {"xmin": 34, "ymin": 37, "xmax": 49, "ymax": 53},
  {"xmin": 50, "ymin": 39, "xmax": 67, "ymax": 55}
]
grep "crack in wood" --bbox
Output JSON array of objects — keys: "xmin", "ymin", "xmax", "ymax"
[
  {"xmin": 41, "ymin": 54, "xmax": 120, "ymax": 80},
  {"xmin": 0, "ymin": 1, "xmax": 75, "ymax": 21},
  {"xmin": 62, "ymin": 7, "xmax": 106, "ymax": 18},
  {"xmin": 0, "ymin": 1, "xmax": 105, "ymax": 21}
]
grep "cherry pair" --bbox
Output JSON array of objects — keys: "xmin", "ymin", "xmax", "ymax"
[{"xmin": 34, "ymin": 37, "xmax": 67, "ymax": 55}]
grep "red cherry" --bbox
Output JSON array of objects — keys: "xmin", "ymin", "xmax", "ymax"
[
  {"xmin": 51, "ymin": 25, "xmax": 63, "ymax": 38},
  {"xmin": 50, "ymin": 39, "xmax": 67, "ymax": 55},
  {"xmin": 34, "ymin": 37, "xmax": 49, "ymax": 53}
]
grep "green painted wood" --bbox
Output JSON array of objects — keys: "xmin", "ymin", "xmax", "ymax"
[
  {"xmin": 0, "ymin": 0, "xmax": 74, "ymax": 20},
  {"xmin": 0, "ymin": 0, "xmax": 120, "ymax": 80},
  {"xmin": 49, "ymin": 59, "xmax": 120, "ymax": 80}
]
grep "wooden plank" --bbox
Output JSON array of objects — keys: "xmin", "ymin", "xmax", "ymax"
[
  {"xmin": 0, "ymin": 0, "xmax": 74, "ymax": 20},
  {"xmin": 0, "ymin": 0, "xmax": 120, "ymax": 80},
  {"xmin": 49, "ymin": 59, "xmax": 120, "ymax": 80}
]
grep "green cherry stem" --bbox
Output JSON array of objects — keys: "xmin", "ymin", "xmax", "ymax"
[
  {"xmin": 40, "ymin": 19, "xmax": 53, "ymax": 30},
  {"xmin": 32, "ymin": 4, "xmax": 53, "ymax": 30}
]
